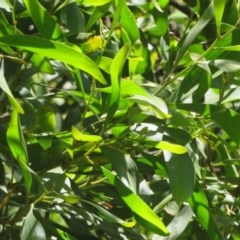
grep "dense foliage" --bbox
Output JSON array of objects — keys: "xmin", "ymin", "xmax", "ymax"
[{"xmin": 0, "ymin": 0, "xmax": 240, "ymax": 239}]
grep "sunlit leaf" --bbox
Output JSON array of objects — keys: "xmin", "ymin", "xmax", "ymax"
[
  {"xmin": 214, "ymin": 0, "xmax": 227, "ymax": 36},
  {"xmin": 130, "ymin": 95, "xmax": 170, "ymax": 119},
  {"xmin": 85, "ymin": 3, "xmax": 111, "ymax": 31},
  {"xmin": 188, "ymin": 184, "xmax": 225, "ymax": 240},
  {"xmin": 156, "ymin": 141, "xmax": 187, "ymax": 154},
  {"xmin": 7, "ymin": 110, "xmax": 32, "ymax": 195},
  {"xmin": 0, "ymin": 0, "xmax": 10, "ymax": 12},
  {"xmin": 80, "ymin": 0, "xmax": 111, "ymax": 6},
  {"xmin": 104, "ymin": 43, "xmax": 130, "ymax": 123},
  {"xmin": 72, "ymin": 126, "xmax": 102, "ymax": 142},
  {"xmin": 0, "ymin": 35, "xmax": 106, "ymax": 84},
  {"xmin": 101, "ymin": 167, "xmax": 169, "ymax": 236}
]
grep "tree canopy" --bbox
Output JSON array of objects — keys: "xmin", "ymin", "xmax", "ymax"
[{"xmin": 0, "ymin": 0, "xmax": 240, "ymax": 239}]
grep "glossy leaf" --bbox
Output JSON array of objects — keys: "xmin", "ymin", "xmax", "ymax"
[
  {"xmin": 188, "ymin": 185, "xmax": 225, "ymax": 240},
  {"xmin": 130, "ymin": 95, "xmax": 170, "ymax": 119},
  {"xmin": 214, "ymin": 0, "xmax": 227, "ymax": 36},
  {"xmin": 20, "ymin": 205, "xmax": 46, "ymax": 240},
  {"xmin": 101, "ymin": 167, "xmax": 169, "ymax": 236},
  {"xmin": 0, "ymin": 35, "xmax": 106, "ymax": 84},
  {"xmin": 80, "ymin": 0, "xmax": 111, "ymax": 6},
  {"xmin": 85, "ymin": 3, "xmax": 111, "ymax": 31},
  {"xmin": 153, "ymin": 205, "xmax": 193, "ymax": 240},
  {"xmin": 97, "ymin": 79, "xmax": 149, "ymax": 97},
  {"xmin": 121, "ymin": 3, "xmax": 140, "ymax": 44},
  {"xmin": 156, "ymin": 141, "xmax": 187, "ymax": 154},
  {"xmin": 0, "ymin": 0, "xmax": 10, "ymax": 12},
  {"xmin": 37, "ymin": 104, "xmax": 61, "ymax": 132},
  {"xmin": 109, "ymin": 43, "xmax": 130, "ymax": 105},
  {"xmin": 7, "ymin": 110, "xmax": 32, "ymax": 195},
  {"xmin": 72, "ymin": 126, "xmax": 102, "ymax": 142}
]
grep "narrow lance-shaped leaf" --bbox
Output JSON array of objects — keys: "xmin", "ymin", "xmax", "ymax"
[
  {"xmin": 101, "ymin": 167, "xmax": 169, "ymax": 236},
  {"xmin": 164, "ymin": 152, "xmax": 195, "ymax": 205},
  {"xmin": 7, "ymin": 110, "xmax": 32, "ymax": 195},
  {"xmin": 0, "ymin": 35, "xmax": 106, "ymax": 85},
  {"xmin": 80, "ymin": 0, "xmax": 112, "ymax": 6},
  {"xmin": 20, "ymin": 204, "xmax": 46, "ymax": 240},
  {"xmin": 109, "ymin": 43, "xmax": 130, "ymax": 106},
  {"xmin": 24, "ymin": 0, "xmax": 64, "ymax": 40},
  {"xmin": 104, "ymin": 43, "xmax": 130, "ymax": 123},
  {"xmin": 214, "ymin": 0, "xmax": 227, "ymax": 36},
  {"xmin": 72, "ymin": 126, "xmax": 102, "ymax": 142},
  {"xmin": 156, "ymin": 141, "xmax": 187, "ymax": 154},
  {"xmin": 175, "ymin": 2, "xmax": 214, "ymax": 65},
  {"xmin": 0, "ymin": 68, "xmax": 24, "ymax": 113},
  {"xmin": 83, "ymin": 200, "xmax": 136, "ymax": 228},
  {"xmin": 153, "ymin": 205, "xmax": 193, "ymax": 240},
  {"xmin": 101, "ymin": 146, "xmax": 138, "ymax": 193},
  {"xmin": 188, "ymin": 184, "xmax": 225, "ymax": 240}
]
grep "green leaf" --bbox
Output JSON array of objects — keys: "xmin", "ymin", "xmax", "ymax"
[
  {"xmin": 60, "ymin": 2, "xmax": 85, "ymax": 36},
  {"xmin": 7, "ymin": 110, "xmax": 32, "ymax": 195},
  {"xmin": 83, "ymin": 200, "xmax": 136, "ymax": 228},
  {"xmin": 37, "ymin": 104, "xmax": 61, "ymax": 132},
  {"xmin": 214, "ymin": 0, "xmax": 227, "ymax": 36},
  {"xmin": 175, "ymin": 2, "xmax": 214, "ymax": 65},
  {"xmin": 101, "ymin": 146, "xmax": 138, "ymax": 193},
  {"xmin": 0, "ymin": 0, "xmax": 10, "ymax": 12},
  {"xmin": 97, "ymin": 79, "xmax": 149, "ymax": 97},
  {"xmin": 188, "ymin": 184, "xmax": 225, "ymax": 240},
  {"xmin": 20, "ymin": 205, "xmax": 46, "ymax": 240},
  {"xmin": 152, "ymin": 205, "xmax": 193, "ymax": 240},
  {"xmin": 164, "ymin": 152, "xmax": 195, "ymax": 205},
  {"xmin": 80, "ymin": 0, "xmax": 112, "ymax": 6},
  {"xmin": 0, "ymin": 68, "xmax": 24, "ymax": 113},
  {"xmin": 24, "ymin": 0, "xmax": 64, "ymax": 40},
  {"xmin": 210, "ymin": 59, "xmax": 240, "ymax": 72},
  {"xmin": 156, "ymin": 141, "xmax": 187, "ymax": 154},
  {"xmin": 215, "ymin": 45, "xmax": 240, "ymax": 51},
  {"xmin": 109, "ymin": 43, "xmax": 131, "ymax": 105},
  {"xmin": 121, "ymin": 3, "xmax": 140, "ymax": 44},
  {"xmin": 130, "ymin": 95, "xmax": 170, "ymax": 119},
  {"xmin": 72, "ymin": 126, "xmax": 102, "ymax": 142},
  {"xmin": 152, "ymin": 0, "xmax": 163, "ymax": 12},
  {"xmin": 101, "ymin": 167, "xmax": 169, "ymax": 236},
  {"xmin": 85, "ymin": 3, "xmax": 111, "ymax": 31},
  {"xmin": 176, "ymin": 104, "xmax": 240, "ymax": 144},
  {"xmin": 0, "ymin": 35, "xmax": 106, "ymax": 85},
  {"xmin": 212, "ymin": 108, "xmax": 240, "ymax": 145},
  {"xmin": 104, "ymin": 43, "xmax": 130, "ymax": 122}
]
